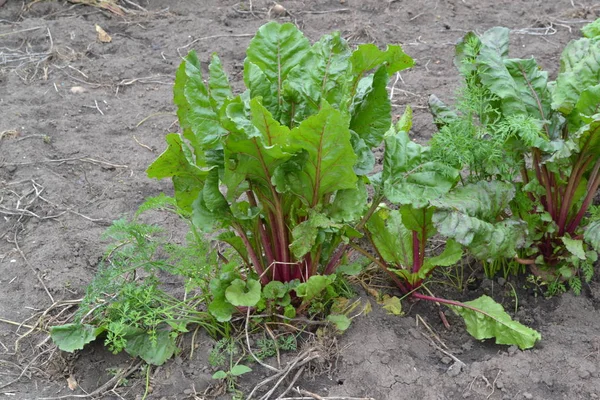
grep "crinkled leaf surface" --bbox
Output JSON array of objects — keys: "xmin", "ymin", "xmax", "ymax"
[
  {"xmin": 428, "ymin": 94, "xmax": 459, "ymax": 128},
  {"xmin": 244, "ymin": 21, "xmax": 312, "ymax": 118},
  {"xmin": 420, "ymin": 239, "xmax": 463, "ymax": 279},
  {"xmin": 582, "ymin": 18, "xmax": 600, "ymax": 38},
  {"xmin": 290, "ymin": 211, "xmax": 340, "ymax": 258},
  {"xmin": 552, "ymin": 38, "xmax": 600, "ymax": 115},
  {"xmin": 147, "ymin": 134, "xmax": 208, "ymax": 212},
  {"xmin": 383, "ymin": 129, "xmax": 459, "ymax": 208},
  {"xmin": 350, "ymin": 44, "xmax": 414, "ymax": 81},
  {"xmin": 350, "ymin": 66, "xmax": 391, "ymax": 148},
  {"xmin": 296, "ymin": 275, "xmax": 336, "ymax": 302},
  {"xmin": 450, "ymin": 295, "xmax": 541, "ymax": 349},
  {"xmin": 327, "ymin": 179, "xmax": 368, "ymax": 223},
  {"xmin": 287, "ymin": 102, "xmax": 357, "ymax": 206},
  {"xmin": 175, "ymin": 51, "xmax": 228, "ymax": 148},
  {"xmin": 285, "ymin": 32, "xmax": 352, "ymax": 118},
  {"xmin": 208, "ymin": 53, "xmax": 233, "ymax": 109},
  {"xmin": 432, "ymin": 181, "xmax": 527, "ymax": 261},
  {"xmin": 51, "ymin": 324, "xmax": 102, "ymax": 352}
]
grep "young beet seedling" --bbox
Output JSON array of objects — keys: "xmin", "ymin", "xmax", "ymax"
[{"xmin": 147, "ymin": 21, "xmax": 414, "ymax": 321}]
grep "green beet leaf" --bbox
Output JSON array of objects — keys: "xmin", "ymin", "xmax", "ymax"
[
  {"xmin": 230, "ymin": 365, "xmax": 252, "ymax": 376},
  {"xmin": 296, "ymin": 275, "xmax": 336, "ymax": 303},
  {"xmin": 432, "ymin": 181, "xmax": 527, "ymax": 261},
  {"xmin": 225, "ymin": 279, "xmax": 261, "ymax": 307},
  {"xmin": 244, "ymin": 21, "xmax": 312, "ymax": 119},
  {"xmin": 350, "ymin": 66, "xmax": 391, "ymax": 148},
  {"xmin": 350, "ymin": 43, "xmax": 414, "ymax": 83},
  {"xmin": 286, "ymin": 102, "xmax": 357, "ymax": 207},
  {"xmin": 584, "ymin": 220, "xmax": 600, "ymax": 253},
  {"xmin": 582, "ymin": 18, "xmax": 600, "ymax": 38},
  {"xmin": 176, "ymin": 51, "xmax": 228, "ymax": 148},
  {"xmin": 450, "ymin": 295, "xmax": 541, "ymax": 350},
  {"xmin": 124, "ymin": 327, "xmax": 177, "ymax": 366},
  {"xmin": 366, "ymin": 208, "xmax": 412, "ymax": 267},
  {"xmin": 552, "ymin": 38, "xmax": 600, "ymax": 115},
  {"xmin": 561, "ymin": 236, "xmax": 587, "ymax": 260},
  {"xmin": 51, "ymin": 323, "xmax": 102, "ymax": 352},
  {"xmin": 290, "ymin": 211, "xmax": 341, "ymax": 258},
  {"xmin": 327, "ymin": 179, "xmax": 368, "ymax": 223},
  {"xmin": 383, "ymin": 127, "xmax": 459, "ymax": 209},
  {"xmin": 419, "ymin": 239, "xmax": 463, "ymax": 280},
  {"xmin": 284, "ymin": 32, "xmax": 352, "ymax": 121}
]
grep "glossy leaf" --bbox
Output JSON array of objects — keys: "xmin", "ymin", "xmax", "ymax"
[
  {"xmin": 451, "ymin": 295, "xmax": 541, "ymax": 349},
  {"xmin": 366, "ymin": 209, "xmax": 412, "ymax": 267},
  {"xmin": 350, "ymin": 66, "xmax": 391, "ymax": 148},
  {"xmin": 383, "ymin": 129, "xmax": 459, "ymax": 208},
  {"xmin": 51, "ymin": 324, "xmax": 102, "ymax": 352},
  {"xmin": 244, "ymin": 21, "xmax": 312, "ymax": 118},
  {"xmin": 230, "ymin": 365, "xmax": 252, "ymax": 376},
  {"xmin": 552, "ymin": 38, "xmax": 600, "ymax": 115},
  {"xmin": 432, "ymin": 181, "xmax": 527, "ymax": 261},
  {"xmin": 287, "ymin": 102, "xmax": 357, "ymax": 206},
  {"xmin": 225, "ymin": 279, "xmax": 262, "ymax": 307},
  {"xmin": 562, "ymin": 236, "xmax": 586, "ymax": 260},
  {"xmin": 582, "ymin": 18, "xmax": 600, "ymax": 38}
]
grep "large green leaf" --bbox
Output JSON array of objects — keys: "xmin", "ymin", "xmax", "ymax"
[
  {"xmin": 503, "ymin": 58, "xmax": 552, "ymax": 121},
  {"xmin": 286, "ymin": 102, "xmax": 357, "ymax": 206},
  {"xmin": 327, "ymin": 179, "xmax": 368, "ymax": 223},
  {"xmin": 51, "ymin": 324, "xmax": 102, "ymax": 352},
  {"xmin": 223, "ymin": 97, "xmax": 293, "ymax": 195},
  {"xmin": 450, "ymin": 295, "xmax": 541, "ymax": 349},
  {"xmin": 350, "ymin": 66, "xmax": 391, "ymax": 148},
  {"xmin": 428, "ymin": 94, "xmax": 458, "ymax": 129},
  {"xmin": 350, "ymin": 43, "xmax": 414, "ymax": 82},
  {"xmin": 208, "ymin": 53, "xmax": 233, "ymax": 109},
  {"xmin": 175, "ymin": 51, "xmax": 227, "ymax": 148},
  {"xmin": 244, "ymin": 22, "xmax": 312, "ymax": 119},
  {"xmin": 552, "ymin": 38, "xmax": 600, "ymax": 115},
  {"xmin": 147, "ymin": 134, "xmax": 209, "ymax": 212},
  {"xmin": 584, "ymin": 220, "xmax": 600, "ymax": 253},
  {"xmin": 284, "ymin": 32, "xmax": 352, "ymax": 120},
  {"xmin": 366, "ymin": 209, "xmax": 412, "ymax": 267},
  {"xmin": 432, "ymin": 181, "xmax": 515, "ymax": 220},
  {"xmin": 432, "ymin": 181, "xmax": 527, "ymax": 261},
  {"xmin": 383, "ymin": 129, "xmax": 459, "ymax": 208}
]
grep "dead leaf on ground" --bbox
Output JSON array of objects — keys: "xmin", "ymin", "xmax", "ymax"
[
  {"xmin": 95, "ymin": 24, "xmax": 112, "ymax": 43},
  {"xmin": 67, "ymin": 375, "xmax": 78, "ymax": 391}
]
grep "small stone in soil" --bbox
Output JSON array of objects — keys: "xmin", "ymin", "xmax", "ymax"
[
  {"xmin": 522, "ymin": 392, "xmax": 533, "ymax": 399},
  {"xmin": 507, "ymin": 345, "xmax": 518, "ymax": 355},
  {"xmin": 440, "ymin": 356, "xmax": 452, "ymax": 365},
  {"xmin": 446, "ymin": 362, "xmax": 462, "ymax": 377},
  {"xmin": 497, "ymin": 277, "xmax": 506, "ymax": 286}
]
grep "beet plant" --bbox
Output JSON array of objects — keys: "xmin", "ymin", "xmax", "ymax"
[
  {"xmin": 361, "ymin": 108, "xmax": 540, "ymax": 349},
  {"xmin": 147, "ymin": 21, "xmax": 414, "ymax": 321},
  {"xmin": 429, "ymin": 27, "xmax": 600, "ymax": 293}
]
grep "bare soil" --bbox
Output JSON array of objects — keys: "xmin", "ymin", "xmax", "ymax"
[{"xmin": 1, "ymin": 1, "xmax": 599, "ymax": 399}]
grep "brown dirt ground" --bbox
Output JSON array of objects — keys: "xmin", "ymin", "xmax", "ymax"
[{"xmin": 1, "ymin": 0, "xmax": 600, "ymax": 399}]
